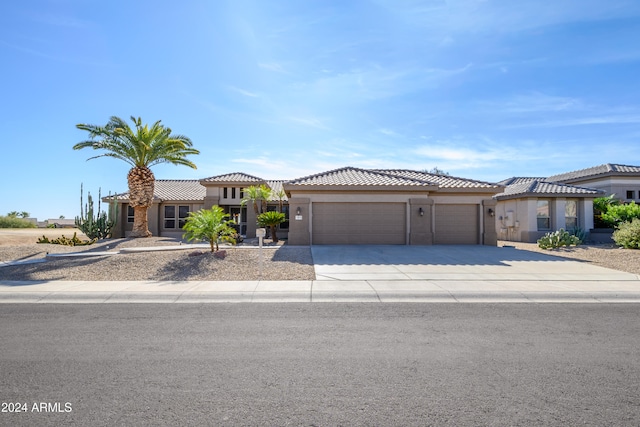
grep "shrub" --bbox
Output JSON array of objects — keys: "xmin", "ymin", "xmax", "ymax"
[
  {"xmin": 600, "ymin": 201, "xmax": 640, "ymax": 228},
  {"xmin": 538, "ymin": 228, "xmax": 582, "ymax": 250},
  {"xmin": 37, "ymin": 232, "xmax": 96, "ymax": 246},
  {"xmin": 0, "ymin": 216, "xmax": 37, "ymax": 228},
  {"xmin": 612, "ymin": 218, "xmax": 640, "ymax": 249}
]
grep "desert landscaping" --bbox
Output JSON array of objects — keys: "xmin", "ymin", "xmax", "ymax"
[{"xmin": 1, "ymin": 228, "xmax": 640, "ymax": 281}]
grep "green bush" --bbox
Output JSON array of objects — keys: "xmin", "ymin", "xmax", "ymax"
[
  {"xmin": 0, "ymin": 216, "xmax": 37, "ymax": 228},
  {"xmin": 612, "ymin": 218, "xmax": 640, "ymax": 249},
  {"xmin": 37, "ymin": 232, "xmax": 96, "ymax": 246},
  {"xmin": 538, "ymin": 228, "xmax": 582, "ymax": 250},
  {"xmin": 600, "ymin": 201, "xmax": 640, "ymax": 228}
]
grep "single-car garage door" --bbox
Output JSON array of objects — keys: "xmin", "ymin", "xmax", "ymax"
[
  {"xmin": 434, "ymin": 204, "xmax": 479, "ymax": 244},
  {"xmin": 312, "ymin": 202, "xmax": 406, "ymax": 244}
]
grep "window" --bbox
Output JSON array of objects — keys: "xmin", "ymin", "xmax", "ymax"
[
  {"xmin": 164, "ymin": 205, "xmax": 190, "ymax": 229},
  {"xmin": 178, "ymin": 206, "xmax": 189, "ymax": 228},
  {"xmin": 127, "ymin": 205, "xmax": 134, "ymax": 223},
  {"xmin": 627, "ymin": 190, "xmax": 635, "ymax": 200},
  {"xmin": 565, "ymin": 200, "xmax": 578, "ymax": 230},
  {"xmin": 232, "ymin": 187, "xmax": 236, "ymax": 199},
  {"xmin": 223, "ymin": 187, "xmax": 228, "ymax": 198},
  {"xmin": 537, "ymin": 200, "xmax": 550, "ymax": 230},
  {"xmin": 164, "ymin": 206, "xmax": 175, "ymax": 229},
  {"xmin": 280, "ymin": 205, "xmax": 290, "ymax": 230}
]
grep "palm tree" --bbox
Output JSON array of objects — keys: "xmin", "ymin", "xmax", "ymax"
[
  {"xmin": 274, "ymin": 189, "xmax": 286, "ymax": 213},
  {"xmin": 240, "ymin": 184, "xmax": 272, "ymax": 215},
  {"xmin": 257, "ymin": 211, "xmax": 286, "ymax": 243},
  {"xmin": 182, "ymin": 206, "xmax": 237, "ymax": 252},
  {"xmin": 74, "ymin": 116, "xmax": 199, "ymax": 237}
]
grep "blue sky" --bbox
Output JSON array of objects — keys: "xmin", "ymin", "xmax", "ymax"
[{"xmin": 2, "ymin": 0, "xmax": 640, "ymax": 220}]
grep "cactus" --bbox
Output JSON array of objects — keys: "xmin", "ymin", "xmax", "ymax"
[{"xmin": 75, "ymin": 184, "xmax": 119, "ymax": 240}]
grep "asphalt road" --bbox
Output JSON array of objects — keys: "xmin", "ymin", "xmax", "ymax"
[{"xmin": 1, "ymin": 304, "xmax": 639, "ymax": 426}]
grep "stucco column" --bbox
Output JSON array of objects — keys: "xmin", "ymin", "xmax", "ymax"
[
  {"xmin": 287, "ymin": 198, "xmax": 311, "ymax": 245},
  {"xmin": 246, "ymin": 208, "xmax": 258, "ymax": 238},
  {"xmin": 203, "ymin": 196, "xmax": 219, "ymax": 210},
  {"xmin": 582, "ymin": 199, "xmax": 594, "ymax": 230},
  {"xmin": 409, "ymin": 198, "xmax": 433, "ymax": 245},
  {"xmin": 554, "ymin": 198, "xmax": 566, "ymax": 230},
  {"xmin": 482, "ymin": 199, "xmax": 498, "ymax": 246}
]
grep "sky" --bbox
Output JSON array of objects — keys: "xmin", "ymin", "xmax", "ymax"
[{"xmin": 2, "ymin": 0, "xmax": 640, "ymax": 220}]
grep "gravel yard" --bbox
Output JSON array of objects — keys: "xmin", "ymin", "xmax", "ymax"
[
  {"xmin": 0, "ymin": 236, "xmax": 316, "ymax": 281},
  {"xmin": 499, "ymin": 241, "xmax": 640, "ymax": 275}
]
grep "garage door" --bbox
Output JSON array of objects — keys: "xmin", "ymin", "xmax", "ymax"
[
  {"xmin": 434, "ymin": 204, "xmax": 479, "ymax": 244},
  {"xmin": 312, "ymin": 202, "xmax": 406, "ymax": 244}
]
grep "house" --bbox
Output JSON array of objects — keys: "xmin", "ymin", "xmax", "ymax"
[
  {"xmin": 546, "ymin": 163, "xmax": 640, "ymax": 202},
  {"xmin": 494, "ymin": 178, "xmax": 603, "ymax": 243},
  {"xmin": 108, "ymin": 166, "xmax": 504, "ymax": 245},
  {"xmin": 494, "ymin": 163, "xmax": 640, "ymax": 243}
]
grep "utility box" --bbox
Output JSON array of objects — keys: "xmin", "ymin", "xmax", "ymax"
[
  {"xmin": 256, "ymin": 228, "xmax": 266, "ymax": 238},
  {"xmin": 505, "ymin": 210, "xmax": 515, "ymax": 227}
]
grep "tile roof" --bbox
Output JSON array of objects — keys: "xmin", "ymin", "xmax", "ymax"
[
  {"xmin": 200, "ymin": 172, "xmax": 265, "ymax": 183},
  {"xmin": 547, "ymin": 163, "xmax": 640, "ymax": 183},
  {"xmin": 108, "ymin": 180, "xmax": 205, "ymax": 202},
  {"xmin": 380, "ymin": 169, "xmax": 503, "ymax": 189},
  {"xmin": 286, "ymin": 167, "xmax": 436, "ymax": 187},
  {"xmin": 265, "ymin": 180, "xmax": 288, "ymax": 201},
  {"xmin": 495, "ymin": 179, "xmax": 603, "ymax": 200},
  {"xmin": 497, "ymin": 177, "xmax": 546, "ymax": 186}
]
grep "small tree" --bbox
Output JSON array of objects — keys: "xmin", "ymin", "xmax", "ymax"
[
  {"xmin": 257, "ymin": 211, "xmax": 286, "ymax": 243},
  {"xmin": 274, "ymin": 189, "xmax": 287, "ymax": 213},
  {"xmin": 601, "ymin": 201, "xmax": 640, "ymax": 228},
  {"xmin": 594, "ymin": 195, "xmax": 620, "ymax": 228},
  {"xmin": 241, "ymin": 184, "xmax": 271, "ymax": 215},
  {"xmin": 182, "ymin": 206, "xmax": 237, "ymax": 252}
]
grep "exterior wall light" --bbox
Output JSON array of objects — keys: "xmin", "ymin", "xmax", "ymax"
[
  {"xmin": 296, "ymin": 207, "xmax": 302, "ymax": 215},
  {"xmin": 419, "ymin": 207, "xmax": 424, "ymax": 216},
  {"xmin": 488, "ymin": 208, "xmax": 495, "ymax": 217}
]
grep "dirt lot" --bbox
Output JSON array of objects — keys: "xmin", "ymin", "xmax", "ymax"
[{"xmin": 0, "ymin": 228, "xmax": 90, "ymax": 246}]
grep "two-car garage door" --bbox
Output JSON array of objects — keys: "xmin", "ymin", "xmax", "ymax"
[
  {"xmin": 311, "ymin": 202, "xmax": 480, "ymax": 245},
  {"xmin": 312, "ymin": 203, "xmax": 406, "ymax": 245}
]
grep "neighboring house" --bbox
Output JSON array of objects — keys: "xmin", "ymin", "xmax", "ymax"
[
  {"xmin": 494, "ymin": 178, "xmax": 603, "ymax": 243},
  {"xmin": 546, "ymin": 163, "xmax": 640, "ymax": 202},
  {"xmin": 45, "ymin": 218, "xmax": 77, "ymax": 228},
  {"xmin": 494, "ymin": 163, "xmax": 640, "ymax": 243},
  {"xmin": 108, "ymin": 166, "xmax": 504, "ymax": 245}
]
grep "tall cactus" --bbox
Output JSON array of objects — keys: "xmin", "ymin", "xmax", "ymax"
[{"xmin": 75, "ymin": 184, "xmax": 119, "ymax": 239}]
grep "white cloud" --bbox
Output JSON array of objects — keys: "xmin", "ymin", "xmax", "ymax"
[
  {"xmin": 258, "ymin": 62, "xmax": 289, "ymax": 74},
  {"xmin": 286, "ymin": 116, "xmax": 331, "ymax": 130},
  {"xmin": 228, "ymin": 86, "xmax": 260, "ymax": 98}
]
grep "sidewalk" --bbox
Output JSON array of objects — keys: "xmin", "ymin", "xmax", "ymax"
[{"xmin": 1, "ymin": 278, "xmax": 640, "ymax": 303}]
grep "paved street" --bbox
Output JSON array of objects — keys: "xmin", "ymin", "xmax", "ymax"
[{"xmin": 1, "ymin": 304, "xmax": 639, "ymax": 426}]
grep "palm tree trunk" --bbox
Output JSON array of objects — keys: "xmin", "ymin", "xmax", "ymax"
[
  {"xmin": 270, "ymin": 225, "xmax": 278, "ymax": 243},
  {"xmin": 131, "ymin": 206, "xmax": 152, "ymax": 237},
  {"xmin": 128, "ymin": 166, "xmax": 155, "ymax": 238}
]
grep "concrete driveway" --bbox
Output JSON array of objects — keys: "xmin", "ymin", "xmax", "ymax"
[{"xmin": 311, "ymin": 245, "xmax": 637, "ymax": 282}]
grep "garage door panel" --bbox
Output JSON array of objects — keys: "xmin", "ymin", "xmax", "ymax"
[
  {"xmin": 434, "ymin": 204, "xmax": 479, "ymax": 245},
  {"xmin": 313, "ymin": 203, "xmax": 406, "ymax": 245}
]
